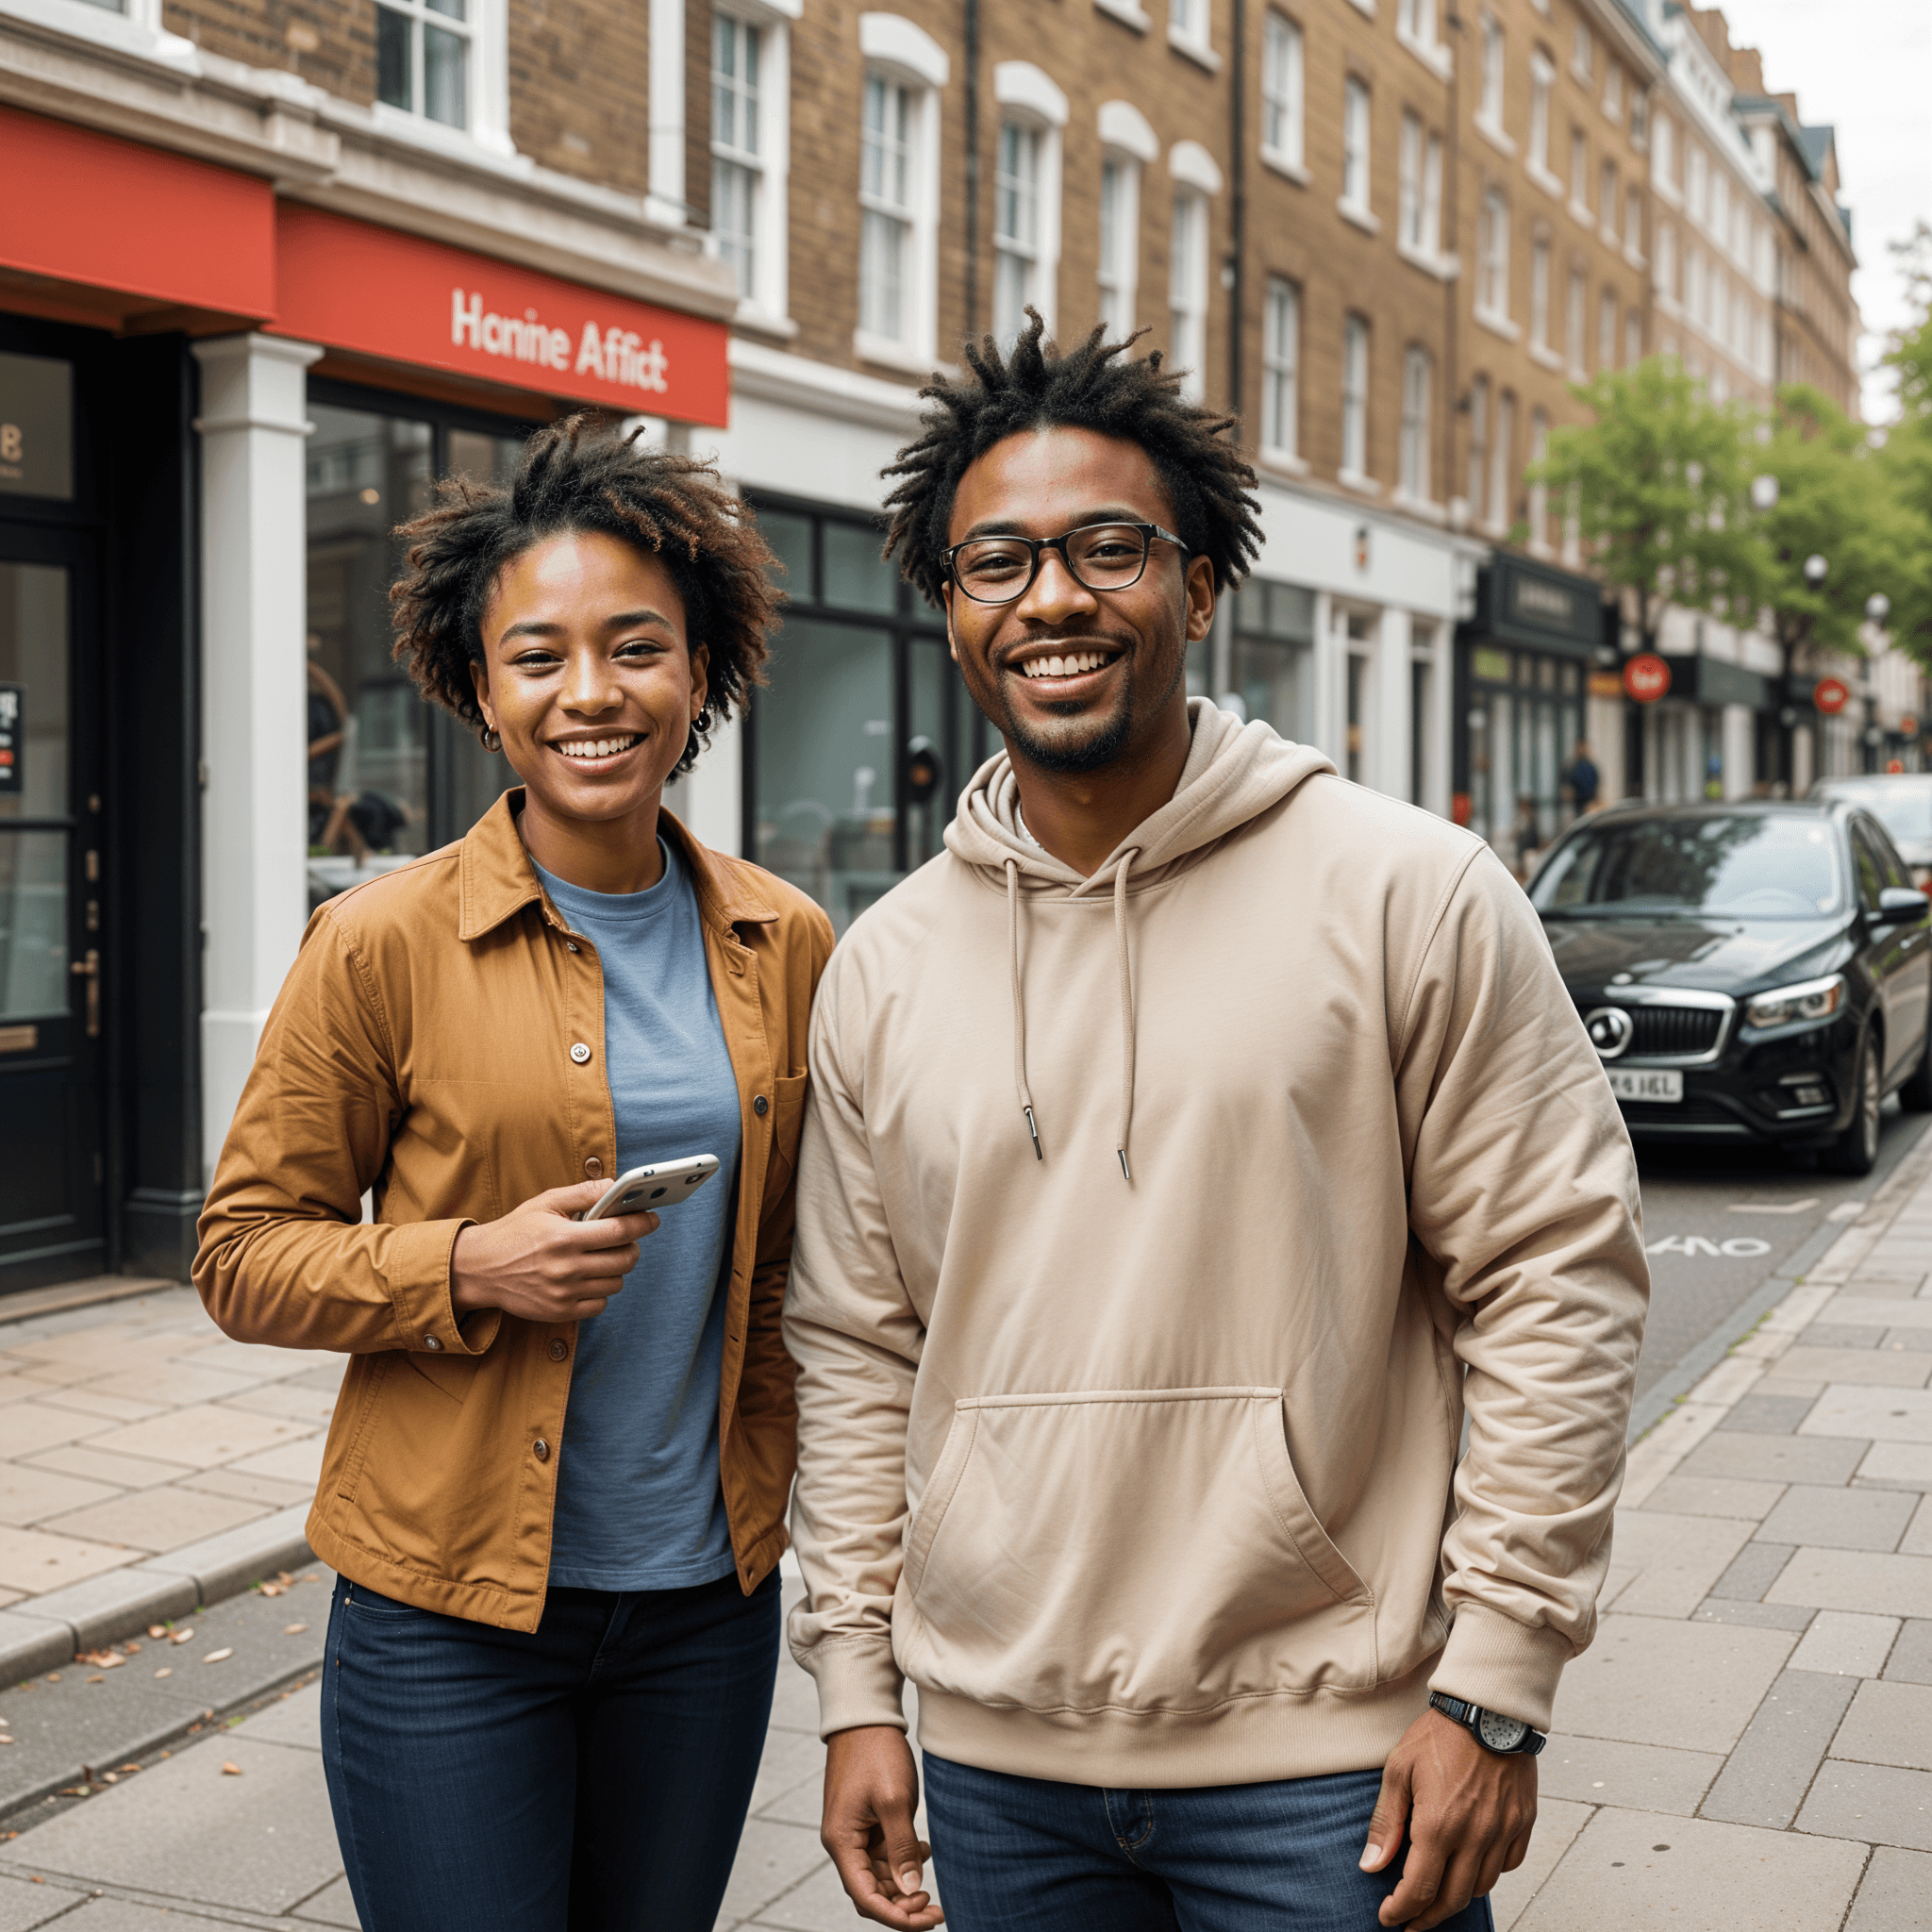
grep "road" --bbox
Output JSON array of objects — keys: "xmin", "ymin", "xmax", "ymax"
[{"xmin": 1629, "ymin": 1097, "xmax": 1932, "ymax": 1405}]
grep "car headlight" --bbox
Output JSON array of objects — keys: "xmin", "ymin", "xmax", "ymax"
[{"xmin": 1745, "ymin": 974, "xmax": 1845, "ymax": 1029}]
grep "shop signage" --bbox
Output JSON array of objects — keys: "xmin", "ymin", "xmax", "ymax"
[
  {"xmin": 1624, "ymin": 654, "xmax": 1672, "ymax": 703},
  {"xmin": 0, "ymin": 683, "xmax": 21, "ymax": 794},
  {"xmin": 0, "ymin": 351, "xmax": 72, "ymax": 501},
  {"xmin": 1588, "ymin": 671, "xmax": 1626, "ymax": 699},
  {"xmin": 1509, "ymin": 574, "xmax": 1576, "ymax": 629},
  {"xmin": 274, "ymin": 207, "xmax": 730, "ymax": 426},
  {"xmin": 1813, "ymin": 677, "xmax": 1851, "ymax": 715},
  {"xmin": 1900, "ymin": 714, "xmax": 1920, "ymax": 736}
]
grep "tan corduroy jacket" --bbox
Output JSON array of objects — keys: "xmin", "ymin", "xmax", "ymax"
[{"xmin": 195, "ymin": 792, "xmax": 833, "ymax": 1629}]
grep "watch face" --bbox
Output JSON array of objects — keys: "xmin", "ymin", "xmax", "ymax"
[{"xmin": 1477, "ymin": 1709, "xmax": 1529, "ymax": 1752}]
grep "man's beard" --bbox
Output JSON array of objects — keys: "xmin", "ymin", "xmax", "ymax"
[{"xmin": 989, "ymin": 645, "xmax": 1184, "ymax": 775}]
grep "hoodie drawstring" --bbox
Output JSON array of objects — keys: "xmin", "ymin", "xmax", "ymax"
[
  {"xmin": 1006, "ymin": 851, "xmax": 1140, "ymax": 1181},
  {"xmin": 1007, "ymin": 859, "xmax": 1041, "ymax": 1159},
  {"xmin": 1112, "ymin": 849, "xmax": 1139, "ymax": 1182}
]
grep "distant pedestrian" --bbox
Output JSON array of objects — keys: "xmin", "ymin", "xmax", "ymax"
[
  {"xmin": 195, "ymin": 418, "xmax": 831, "ymax": 1932},
  {"xmin": 784, "ymin": 314, "xmax": 1651, "ymax": 1932},
  {"xmin": 1564, "ymin": 740, "xmax": 1600, "ymax": 816}
]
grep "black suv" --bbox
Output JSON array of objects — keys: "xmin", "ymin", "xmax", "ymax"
[{"xmin": 1528, "ymin": 801, "xmax": 1932, "ymax": 1174}]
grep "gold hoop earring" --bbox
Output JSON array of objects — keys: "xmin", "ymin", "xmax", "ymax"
[{"xmin": 481, "ymin": 727, "xmax": 502, "ymax": 753}]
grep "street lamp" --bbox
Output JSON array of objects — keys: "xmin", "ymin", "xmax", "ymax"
[
  {"xmin": 1867, "ymin": 592, "xmax": 1891, "ymax": 625},
  {"xmin": 1750, "ymin": 474, "xmax": 1780, "ymax": 511},
  {"xmin": 1804, "ymin": 554, "xmax": 1829, "ymax": 591}
]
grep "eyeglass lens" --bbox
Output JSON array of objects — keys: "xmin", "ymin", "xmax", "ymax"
[{"xmin": 952, "ymin": 525, "xmax": 1150, "ymax": 603}]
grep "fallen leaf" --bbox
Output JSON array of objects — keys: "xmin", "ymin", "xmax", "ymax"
[
  {"xmin": 101, "ymin": 1773, "xmax": 117, "ymax": 1785},
  {"xmin": 258, "ymin": 1582, "xmax": 283, "ymax": 1597},
  {"xmin": 203, "ymin": 1648, "xmax": 234, "ymax": 1664},
  {"xmin": 44, "ymin": 1674, "xmax": 59, "ymax": 1683},
  {"xmin": 220, "ymin": 1760, "xmax": 242, "ymax": 1776},
  {"xmin": 86, "ymin": 1675, "xmax": 103, "ymax": 1686},
  {"xmin": 153, "ymin": 1667, "xmax": 172, "ymax": 1679},
  {"xmin": 117, "ymin": 1764, "xmax": 141, "ymax": 1774},
  {"xmin": 283, "ymin": 1623, "xmax": 308, "ymax": 1636},
  {"xmin": 0, "ymin": 1738, "xmax": 13, "ymax": 1746},
  {"xmin": 168, "ymin": 1628, "xmax": 194, "ymax": 1646},
  {"xmin": 147, "ymin": 1624, "xmax": 167, "ymax": 1640},
  {"xmin": 124, "ymin": 1641, "xmax": 142, "ymax": 1654}
]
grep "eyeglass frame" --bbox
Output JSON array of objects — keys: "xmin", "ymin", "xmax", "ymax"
[{"xmin": 942, "ymin": 521, "xmax": 1193, "ymax": 606}]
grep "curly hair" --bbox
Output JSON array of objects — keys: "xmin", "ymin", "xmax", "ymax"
[
  {"xmin": 882, "ymin": 311, "xmax": 1264, "ymax": 607},
  {"xmin": 391, "ymin": 413, "xmax": 780, "ymax": 773}
]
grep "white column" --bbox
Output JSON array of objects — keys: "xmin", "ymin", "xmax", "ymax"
[
  {"xmin": 1375, "ymin": 608, "xmax": 1412, "ymax": 800},
  {"xmin": 663, "ymin": 707, "xmax": 744, "ymax": 858},
  {"xmin": 648, "ymin": 0, "xmax": 688, "ymax": 228},
  {"xmin": 192, "ymin": 333, "xmax": 322, "ymax": 1182}
]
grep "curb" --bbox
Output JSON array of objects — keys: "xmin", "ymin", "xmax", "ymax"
[{"xmin": 0, "ymin": 1506, "xmax": 314, "ymax": 1689}]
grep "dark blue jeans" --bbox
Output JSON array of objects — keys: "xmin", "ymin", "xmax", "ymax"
[
  {"xmin": 923, "ymin": 1754, "xmax": 1497, "ymax": 1932},
  {"xmin": 321, "ymin": 1567, "xmax": 779, "ymax": 1932}
]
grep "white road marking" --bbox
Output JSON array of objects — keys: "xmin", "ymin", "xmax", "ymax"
[
  {"xmin": 1646, "ymin": 1235, "xmax": 1774, "ymax": 1258},
  {"xmin": 1826, "ymin": 1201, "xmax": 1867, "ymax": 1223},
  {"xmin": 1726, "ymin": 1198, "xmax": 1820, "ymax": 1215}
]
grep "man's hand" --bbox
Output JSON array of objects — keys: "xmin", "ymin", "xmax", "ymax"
[
  {"xmin": 449, "ymin": 1182, "xmax": 658, "ymax": 1324},
  {"xmin": 822, "ymin": 1725, "xmax": 943, "ymax": 1928},
  {"xmin": 1361, "ymin": 1708, "xmax": 1536, "ymax": 1929}
]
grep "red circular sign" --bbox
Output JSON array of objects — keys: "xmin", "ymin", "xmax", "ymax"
[
  {"xmin": 1813, "ymin": 677, "xmax": 1851, "ymax": 715},
  {"xmin": 1901, "ymin": 715, "xmax": 1920, "ymax": 737},
  {"xmin": 1624, "ymin": 654, "xmax": 1672, "ymax": 703}
]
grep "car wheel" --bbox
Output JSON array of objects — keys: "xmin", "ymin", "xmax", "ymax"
[
  {"xmin": 1901, "ymin": 1011, "xmax": 1932, "ymax": 1112},
  {"xmin": 1824, "ymin": 1032, "xmax": 1883, "ymax": 1174}
]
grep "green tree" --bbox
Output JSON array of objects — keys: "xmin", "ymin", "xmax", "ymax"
[
  {"xmin": 1532, "ymin": 358, "xmax": 1766, "ymax": 658},
  {"xmin": 1879, "ymin": 224, "xmax": 1932, "ymax": 667}
]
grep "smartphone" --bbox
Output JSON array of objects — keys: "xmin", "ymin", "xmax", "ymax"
[{"xmin": 577, "ymin": 1155, "xmax": 722, "ymax": 1221}]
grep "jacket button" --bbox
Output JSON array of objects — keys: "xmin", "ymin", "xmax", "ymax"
[
  {"xmin": 422, "ymin": 1334, "xmax": 442, "ymax": 1352},
  {"xmin": 753, "ymin": 1094, "xmax": 769, "ymax": 1117},
  {"xmin": 548, "ymin": 1339, "xmax": 569, "ymax": 1361},
  {"xmin": 565, "ymin": 941, "xmax": 579, "ymax": 953},
  {"xmin": 570, "ymin": 1042, "xmax": 591, "ymax": 1065},
  {"xmin": 584, "ymin": 1157, "xmax": 603, "ymax": 1178},
  {"xmin": 533, "ymin": 1439, "xmax": 551, "ymax": 1461}
]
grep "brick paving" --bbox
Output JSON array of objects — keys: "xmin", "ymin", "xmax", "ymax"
[{"xmin": 0, "ymin": 1143, "xmax": 1927, "ymax": 1927}]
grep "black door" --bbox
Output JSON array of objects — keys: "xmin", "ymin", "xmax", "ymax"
[{"xmin": 0, "ymin": 521, "xmax": 105, "ymax": 1289}]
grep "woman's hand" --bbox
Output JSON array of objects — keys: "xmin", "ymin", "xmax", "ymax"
[{"xmin": 449, "ymin": 1181, "xmax": 659, "ymax": 1324}]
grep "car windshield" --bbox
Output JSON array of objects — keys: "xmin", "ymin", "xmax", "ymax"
[
  {"xmin": 1530, "ymin": 815, "xmax": 1844, "ymax": 919},
  {"xmin": 1819, "ymin": 781, "xmax": 1932, "ymax": 844}
]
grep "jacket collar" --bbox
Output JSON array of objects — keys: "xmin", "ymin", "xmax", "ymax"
[{"xmin": 458, "ymin": 789, "xmax": 780, "ymax": 941}]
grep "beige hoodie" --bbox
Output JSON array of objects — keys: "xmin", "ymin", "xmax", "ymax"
[{"xmin": 785, "ymin": 699, "xmax": 1647, "ymax": 1788}]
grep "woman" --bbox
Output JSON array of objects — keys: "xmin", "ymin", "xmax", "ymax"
[{"xmin": 195, "ymin": 417, "xmax": 833, "ymax": 1930}]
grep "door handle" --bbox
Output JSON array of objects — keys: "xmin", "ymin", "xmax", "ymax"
[{"xmin": 70, "ymin": 948, "xmax": 100, "ymax": 1038}]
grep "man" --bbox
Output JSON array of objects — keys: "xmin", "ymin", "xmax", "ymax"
[
  {"xmin": 783, "ymin": 318, "xmax": 1648, "ymax": 1932},
  {"xmin": 1564, "ymin": 740, "xmax": 1600, "ymax": 817}
]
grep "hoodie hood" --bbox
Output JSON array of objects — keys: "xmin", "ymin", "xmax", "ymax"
[
  {"xmin": 942, "ymin": 698, "xmax": 1335, "ymax": 1179},
  {"xmin": 946, "ymin": 695, "xmax": 1335, "ymax": 888}
]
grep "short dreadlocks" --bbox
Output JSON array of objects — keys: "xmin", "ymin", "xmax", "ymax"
[
  {"xmin": 883, "ymin": 312, "xmax": 1263, "ymax": 607},
  {"xmin": 391, "ymin": 413, "xmax": 778, "ymax": 773}
]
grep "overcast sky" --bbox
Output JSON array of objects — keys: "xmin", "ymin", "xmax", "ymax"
[{"xmin": 1710, "ymin": 0, "xmax": 1930, "ymax": 421}]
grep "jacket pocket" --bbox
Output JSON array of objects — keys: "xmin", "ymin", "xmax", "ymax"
[
  {"xmin": 900, "ymin": 1387, "xmax": 1377, "ymax": 1715},
  {"xmin": 761, "ymin": 1071, "xmax": 810, "ymax": 1193}
]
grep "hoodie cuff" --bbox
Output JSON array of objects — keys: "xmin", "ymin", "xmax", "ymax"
[
  {"xmin": 798, "ymin": 1638, "xmax": 908, "ymax": 1742},
  {"xmin": 387, "ymin": 1218, "xmax": 499, "ymax": 1357},
  {"xmin": 1430, "ymin": 1601, "xmax": 1575, "ymax": 1736}
]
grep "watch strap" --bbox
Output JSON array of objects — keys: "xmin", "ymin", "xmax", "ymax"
[{"xmin": 1429, "ymin": 1690, "xmax": 1546, "ymax": 1756}]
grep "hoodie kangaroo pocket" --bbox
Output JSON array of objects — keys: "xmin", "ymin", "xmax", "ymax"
[{"xmin": 900, "ymin": 1387, "xmax": 1377, "ymax": 1715}]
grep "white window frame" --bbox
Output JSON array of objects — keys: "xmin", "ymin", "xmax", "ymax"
[
  {"xmin": 370, "ymin": 0, "xmax": 510, "ymax": 154},
  {"xmin": 1476, "ymin": 187, "xmax": 1513, "ymax": 334},
  {"xmin": 1653, "ymin": 112, "xmax": 1676, "ymax": 201},
  {"xmin": 1655, "ymin": 219, "xmax": 1676, "ymax": 308},
  {"xmin": 1097, "ymin": 101, "xmax": 1158, "ymax": 339},
  {"xmin": 1530, "ymin": 233, "xmax": 1551, "ymax": 349},
  {"xmin": 1568, "ymin": 124, "xmax": 1591, "ymax": 224},
  {"xmin": 1398, "ymin": 113, "xmax": 1443, "ymax": 267},
  {"xmin": 992, "ymin": 62, "xmax": 1068, "ymax": 341},
  {"xmin": 1467, "ymin": 374, "xmax": 1491, "ymax": 522},
  {"xmin": 1341, "ymin": 314, "xmax": 1371, "ymax": 485},
  {"xmin": 1602, "ymin": 60, "xmax": 1622, "ymax": 124},
  {"xmin": 1398, "ymin": 343, "xmax": 1432, "ymax": 504},
  {"xmin": 1526, "ymin": 51, "xmax": 1557, "ymax": 192},
  {"xmin": 1260, "ymin": 9, "xmax": 1307, "ymax": 179},
  {"xmin": 1599, "ymin": 157, "xmax": 1619, "ymax": 245},
  {"xmin": 1262, "ymin": 275, "xmax": 1302, "ymax": 465},
  {"xmin": 1341, "ymin": 75, "xmax": 1375, "ymax": 229},
  {"xmin": 1395, "ymin": 0, "xmax": 1449, "ymax": 75},
  {"xmin": 1528, "ymin": 406, "xmax": 1551, "ymax": 555},
  {"xmin": 1598, "ymin": 284, "xmax": 1617, "ymax": 370},
  {"xmin": 1476, "ymin": 13, "xmax": 1511, "ymax": 152},
  {"xmin": 1565, "ymin": 263, "xmax": 1587, "ymax": 375},
  {"xmin": 711, "ymin": 0, "xmax": 797, "ymax": 328},
  {"xmin": 1570, "ymin": 20, "xmax": 1592, "ymax": 84},
  {"xmin": 1624, "ymin": 184, "xmax": 1645, "ymax": 265},
  {"xmin": 1168, "ymin": 141, "xmax": 1222, "ymax": 404},
  {"xmin": 1625, "ymin": 308, "xmax": 1644, "ymax": 367},
  {"xmin": 1167, "ymin": 0, "xmax": 1218, "ymax": 69},
  {"xmin": 855, "ymin": 13, "xmax": 948, "ymax": 370},
  {"xmin": 1490, "ymin": 390, "xmax": 1515, "ymax": 536}
]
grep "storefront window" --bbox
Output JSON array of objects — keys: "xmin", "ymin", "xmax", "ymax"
[
  {"xmin": 0, "ymin": 563, "xmax": 69, "ymax": 1021},
  {"xmin": 749, "ymin": 498, "xmax": 976, "ymax": 934},
  {"xmin": 1231, "ymin": 578, "xmax": 1314, "ymax": 741},
  {"xmin": 305, "ymin": 393, "xmax": 532, "ymax": 910}
]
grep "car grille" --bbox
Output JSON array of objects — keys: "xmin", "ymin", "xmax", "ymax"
[
  {"xmin": 1621, "ymin": 1096, "xmax": 1737, "ymax": 1126},
  {"xmin": 1624, "ymin": 1006, "xmax": 1725, "ymax": 1058}
]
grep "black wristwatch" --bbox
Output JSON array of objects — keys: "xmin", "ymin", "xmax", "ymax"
[{"xmin": 1429, "ymin": 1692, "xmax": 1546, "ymax": 1757}]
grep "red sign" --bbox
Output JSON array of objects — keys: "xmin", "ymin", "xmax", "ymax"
[
  {"xmin": 0, "ymin": 105, "xmax": 275, "ymax": 320},
  {"xmin": 272, "ymin": 205, "xmax": 730, "ymax": 426},
  {"xmin": 1623, "ymin": 654, "xmax": 1672, "ymax": 703},
  {"xmin": 1901, "ymin": 715, "xmax": 1920, "ymax": 736},
  {"xmin": 1813, "ymin": 677, "xmax": 1851, "ymax": 715},
  {"xmin": 1888, "ymin": 759, "xmax": 1906, "ymax": 774}
]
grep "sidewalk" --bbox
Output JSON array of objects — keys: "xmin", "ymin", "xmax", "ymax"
[{"xmin": 0, "ymin": 1144, "xmax": 1924, "ymax": 1927}]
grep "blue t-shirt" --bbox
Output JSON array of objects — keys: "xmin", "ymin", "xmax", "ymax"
[{"xmin": 534, "ymin": 841, "xmax": 742, "ymax": 1591}]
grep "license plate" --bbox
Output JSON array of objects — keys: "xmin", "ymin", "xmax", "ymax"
[{"xmin": 1607, "ymin": 1068, "xmax": 1684, "ymax": 1103}]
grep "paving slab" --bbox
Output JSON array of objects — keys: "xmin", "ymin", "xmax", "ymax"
[
  {"xmin": 1509, "ymin": 1804, "xmax": 1865, "ymax": 1932},
  {"xmin": 291, "ymin": 1874, "xmax": 361, "ymax": 1927},
  {"xmin": 1768, "ymin": 1547, "xmax": 1932, "ymax": 1617},
  {"xmin": 1885, "ymin": 1620, "xmax": 1932, "ymax": 1685},
  {"xmin": 0, "ymin": 1529, "xmax": 132, "ymax": 1599},
  {"xmin": 1841, "ymin": 1845, "xmax": 1932, "ymax": 1932},
  {"xmin": 1769, "ymin": 1347, "xmax": 1932, "ymax": 1388},
  {"xmin": 1641, "ymin": 1475, "xmax": 1786, "ymax": 1520},
  {"xmin": 1756, "ymin": 1483, "xmax": 1919, "ymax": 1552},
  {"xmin": 1715, "ymin": 1393, "xmax": 1817, "ymax": 1435},
  {"xmin": 1604, "ymin": 1512, "xmax": 1754, "ymax": 1618},
  {"xmin": 1553, "ymin": 1617, "xmax": 1794, "ymax": 1756},
  {"xmin": 1692, "ymin": 1598, "xmax": 1815, "ymax": 1631},
  {"xmin": 1698, "ymin": 1668, "xmax": 1857, "ymax": 1828},
  {"xmin": 1796, "ymin": 1759, "xmax": 1932, "ymax": 1851},
  {"xmin": 1802, "ymin": 1386, "xmax": 1932, "ymax": 1443},
  {"xmin": 1824, "ymin": 1296, "xmax": 1932, "ymax": 1327},
  {"xmin": 1486, "ymin": 1797, "xmax": 1592, "ymax": 1932},
  {"xmin": 1829, "ymin": 1678, "xmax": 1932, "ymax": 1772},
  {"xmin": 76, "ymin": 1406, "xmax": 311, "ymax": 1472},
  {"xmin": 1858, "ymin": 1441, "xmax": 1932, "ymax": 1489},
  {"xmin": 1789, "ymin": 1610, "xmax": 1903, "ymax": 1677},
  {"xmin": 41, "ymin": 1487, "xmax": 267, "ymax": 1557},
  {"xmin": 1799, "ymin": 1324, "xmax": 1887, "ymax": 1351},
  {"xmin": 1677, "ymin": 1431, "xmax": 1869, "ymax": 1486},
  {"xmin": 0, "ymin": 1874, "xmax": 90, "ymax": 1928},
  {"xmin": 1906, "ymin": 1493, "xmax": 1932, "ymax": 1556},
  {"xmin": 1539, "ymin": 1735, "xmax": 1720, "ymax": 1814},
  {"xmin": 1706, "ymin": 1540, "xmax": 1791, "ymax": 1602},
  {"xmin": 715, "ymin": 1816, "xmax": 831, "ymax": 1927}
]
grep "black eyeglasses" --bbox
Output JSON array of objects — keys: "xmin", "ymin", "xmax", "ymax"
[{"xmin": 944, "ymin": 522, "xmax": 1191, "ymax": 605}]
